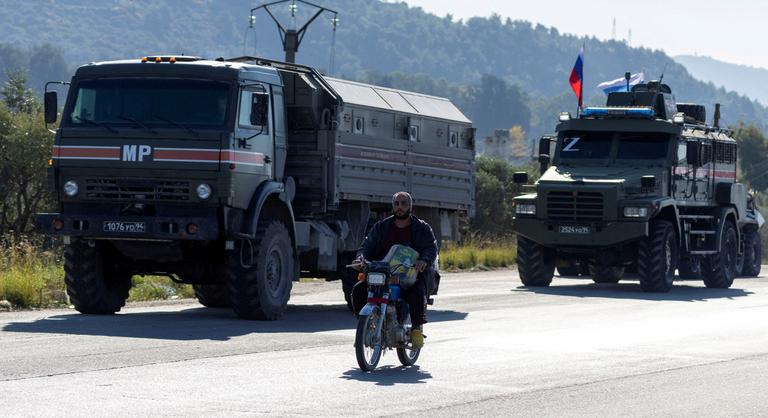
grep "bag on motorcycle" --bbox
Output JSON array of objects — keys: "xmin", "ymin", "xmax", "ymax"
[{"xmin": 382, "ymin": 245, "xmax": 419, "ymax": 288}]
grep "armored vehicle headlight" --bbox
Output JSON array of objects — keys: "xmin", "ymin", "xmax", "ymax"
[
  {"xmin": 63, "ymin": 180, "xmax": 79, "ymax": 197},
  {"xmin": 196, "ymin": 183, "xmax": 212, "ymax": 200},
  {"xmin": 623, "ymin": 207, "xmax": 648, "ymax": 218},
  {"xmin": 515, "ymin": 203, "xmax": 536, "ymax": 215}
]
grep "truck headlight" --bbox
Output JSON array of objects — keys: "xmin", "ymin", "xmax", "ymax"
[
  {"xmin": 515, "ymin": 203, "xmax": 536, "ymax": 215},
  {"xmin": 63, "ymin": 180, "xmax": 79, "ymax": 197},
  {"xmin": 623, "ymin": 207, "xmax": 648, "ymax": 218},
  {"xmin": 196, "ymin": 183, "xmax": 212, "ymax": 200}
]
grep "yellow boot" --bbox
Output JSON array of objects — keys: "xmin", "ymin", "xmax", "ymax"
[{"xmin": 411, "ymin": 328, "xmax": 424, "ymax": 349}]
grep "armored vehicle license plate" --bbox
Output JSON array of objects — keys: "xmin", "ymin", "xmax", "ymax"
[
  {"xmin": 103, "ymin": 221, "xmax": 146, "ymax": 233},
  {"xmin": 558, "ymin": 225, "xmax": 590, "ymax": 234}
]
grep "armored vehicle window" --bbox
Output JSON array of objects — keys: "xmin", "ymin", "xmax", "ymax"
[
  {"xmin": 616, "ymin": 133, "xmax": 669, "ymax": 160},
  {"xmin": 66, "ymin": 79, "xmax": 230, "ymax": 128},
  {"xmin": 559, "ymin": 132, "xmax": 612, "ymax": 159}
]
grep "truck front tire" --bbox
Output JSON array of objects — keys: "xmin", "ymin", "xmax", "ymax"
[
  {"xmin": 227, "ymin": 220, "xmax": 294, "ymax": 320},
  {"xmin": 637, "ymin": 220, "xmax": 677, "ymax": 293},
  {"xmin": 702, "ymin": 221, "xmax": 738, "ymax": 288},
  {"xmin": 64, "ymin": 241, "xmax": 132, "ymax": 314},
  {"xmin": 517, "ymin": 236, "xmax": 555, "ymax": 287}
]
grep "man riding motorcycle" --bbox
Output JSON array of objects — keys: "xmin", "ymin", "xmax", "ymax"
[{"xmin": 350, "ymin": 191, "xmax": 438, "ymax": 348}]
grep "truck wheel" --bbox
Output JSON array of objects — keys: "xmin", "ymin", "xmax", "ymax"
[
  {"xmin": 637, "ymin": 220, "xmax": 677, "ymax": 293},
  {"xmin": 227, "ymin": 220, "xmax": 294, "ymax": 320},
  {"xmin": 193, "ymin": 284, "xmax": 231, "ymax": 308},
  {"xmin": 588, "ymin": 264, "xmax": 623, "ymax": 283},
  {"xmin": 517, "ymin": 236, "xmax": 555, "ymax": 287},
  {"xmin": 677, "ymin": 258, "xmax": 702, "ymax": 280},
  {"xmin": 740, "ymin": 229, "xmax": 762, "ymax": 277},
  {"xmin": 64, "ymin": 241, "xmax": 132, "ymax": 314},
  {"xmin": 701, "ymin": 221, "xmax": 737, "ymax": 289}
]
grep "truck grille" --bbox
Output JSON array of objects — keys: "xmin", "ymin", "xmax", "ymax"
[
  {"xmin": 546, "ymin": 191, "xmax": 604, "ymax": 221},
  {"xmin": 84, "ymin": 179, "xmax": 191, "ymax": 201}
]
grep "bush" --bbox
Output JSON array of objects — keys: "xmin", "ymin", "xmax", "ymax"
[{"xmin": 0, "ymin": 236, "xmax": 66, "ymax": 308}]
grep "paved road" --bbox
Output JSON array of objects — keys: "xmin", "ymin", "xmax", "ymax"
[{"xmin": 2, "ymin": 269, "xmax": 768, "ymax": 417}]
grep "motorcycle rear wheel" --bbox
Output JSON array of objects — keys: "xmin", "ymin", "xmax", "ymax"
[{"xmin": 355, "ymin": 311, "xmax": 383, "ymax": 371}]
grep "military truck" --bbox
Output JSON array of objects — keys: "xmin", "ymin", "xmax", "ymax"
[
  {"xmin": 512, "ymin": 81, "xmax": 763, "ymax": 292},
  {"xmin": 37, "ymin": 56, "xmax": 475, "ymax": 319}
]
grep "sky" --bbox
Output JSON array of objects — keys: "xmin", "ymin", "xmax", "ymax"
[{"xmin": 398, "ymin": 0, "xmax": 768, "ymax": 70}]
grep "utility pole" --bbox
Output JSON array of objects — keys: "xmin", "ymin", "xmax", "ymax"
[{"xmin": 250, "ymin": 0, "xmax": 339, "ymax": 64}]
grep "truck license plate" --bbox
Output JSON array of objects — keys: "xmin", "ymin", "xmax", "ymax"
[
  {"xmin": 103, "ymin": 221, "xmax": 146, "ymax": 233},
  {"xmin": 559, "ymin": 225, "xmax": 591, "ymax": 234}
]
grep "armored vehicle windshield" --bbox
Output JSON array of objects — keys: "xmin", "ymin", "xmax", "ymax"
[
  {"xmin": 65, "ymin": 78, "xmax": 232, "ymax": 128},
  {"xmin": 557, "ymin": 131, "xmax": 670, "ymax": 164}
]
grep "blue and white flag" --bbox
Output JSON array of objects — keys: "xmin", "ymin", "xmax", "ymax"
[{"xmin": 597, "ymin": 72, "xmax": 644, "ymax": 94}]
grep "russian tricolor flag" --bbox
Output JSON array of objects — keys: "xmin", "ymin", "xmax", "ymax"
[{"xmin": 569, "ymin": 46, "xmax": 584, "ymax": 109}]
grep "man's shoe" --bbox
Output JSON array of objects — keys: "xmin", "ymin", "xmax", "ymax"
[{"xmin": 411, "ymin": 329, "xmax": 424, "ymax": 349}]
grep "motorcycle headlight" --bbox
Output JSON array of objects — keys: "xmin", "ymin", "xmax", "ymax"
[
  {"xmin": 63, "ymin": 180, "xmax": 79, "ymax": 197},
  {"xmin": 515, "ymin": 203, "xmax": 536, "ymax": 215},
  {"xmin": 196, "ymin": 183, "xmax": 212, "ymax": 200},
  {"xmin": 623, "ymin": 207, "xmax": 648, "ymax": 218},
  {"xmin": 367, "ymin": 272, "xmax": 386, "ymax": 285}
]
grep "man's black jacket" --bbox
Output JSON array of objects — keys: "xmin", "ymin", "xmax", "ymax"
[{"xmin": 357, "ymin": 215, "xmax": 438, "ymax": 264}]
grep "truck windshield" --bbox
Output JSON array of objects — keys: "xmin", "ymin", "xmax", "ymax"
[
  {"xmin": 65, "ymin": 78, "xmax": 230, "ymax": 128},
  {"xmin": 616, "ymin": 133, "xmax": 669, "ymax": 159},
  {"xmin": 558, "ymin": 132, "xmax": 612, "ymax": 159}
]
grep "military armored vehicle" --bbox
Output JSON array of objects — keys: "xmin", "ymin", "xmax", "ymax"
[
  {"xmin": 512, "ymin": 81, "xmax": 763, "ymax": 292},
  {"xmin": 37, "ymin": 56, "xmax": 474, "ymax": 318}
]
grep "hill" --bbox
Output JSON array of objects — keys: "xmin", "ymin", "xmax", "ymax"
[
  {"xmin": 674, "ymin": 55, "xmax": 768, "ymax": 106},
  {"xmin": 0, "ymin": 0, "xmax": 765, "ymax": 136}
]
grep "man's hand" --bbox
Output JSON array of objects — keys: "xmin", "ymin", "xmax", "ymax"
[
  {"xmin": 415, "ymin": 260, "xmax": 428, "ymax": 272},
  {"xmin": 348, "ymin": 256, "xmax": 365, "ymax": 271}
]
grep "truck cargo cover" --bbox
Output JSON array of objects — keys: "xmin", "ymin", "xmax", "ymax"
[{"xmin": 324, "ymin": 77, "xmax": 471, "ymax": 124}]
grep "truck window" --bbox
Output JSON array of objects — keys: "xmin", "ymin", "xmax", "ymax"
[
  {"xmin": 66, "ymin": 79, "xmax": 230, "ymax": 127},
  {"xmin": 238, "ymin": 89, "xmax": 270, "ymax": 133},
  {"xmin": 616, "ymin": 133, "xmax": 669, "ymax": 160},
  {"xmin": 559, "ymin": 132, "xmax": 612, "ymax": 159}
]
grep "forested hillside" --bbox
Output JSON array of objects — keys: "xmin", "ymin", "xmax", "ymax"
[
  {"xmin": 675, "ymin": 55, "xmax": 768, "ymax": 106},
  {"xmin": 0, "ymin": 0, "xmax": 765, "ymax": 138}
]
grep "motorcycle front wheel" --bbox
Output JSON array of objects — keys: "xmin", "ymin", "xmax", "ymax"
[{"xmin": 355, "ymin": 310, "xmax": 383, "ymax": 371}]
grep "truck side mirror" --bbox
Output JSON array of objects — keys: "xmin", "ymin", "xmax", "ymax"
[
  {"xmin": 686, "ymin": 141, "xmax": 701, "ymax": 166},
  {"xmin": 513, "ymin": 171, "xmax": 529, "ymax": 184},
  {"xmin": 538, "ymin": 136, "xmax": 552, "ymax": 156},
  {"xmin": 538, "ymin": 154, "xmax": 550, "ymax": 174},
  {"xmin": 44, "ymin": 91, "xmax": 57, "ymax": 124},
  {"xmin": 250, "ymin": 92, "xmax": 269, "ymax": 126}
]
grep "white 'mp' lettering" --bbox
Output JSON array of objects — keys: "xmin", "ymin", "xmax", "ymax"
[
  {"xmin": 122, "ymin": 145, "xmax": 152, "ymax": 162},
  {"xmin": 138, "ymin": 145, "xmax": 152, "ymax": 161}
]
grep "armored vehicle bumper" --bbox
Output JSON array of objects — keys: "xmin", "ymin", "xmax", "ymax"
[
  {"xmin": 36, "ymin": 211, "xmax": 219, "ymax": 241},
  {"xmin": 515, "ymin": 217, "xmax": 648, "ymax": 248}
]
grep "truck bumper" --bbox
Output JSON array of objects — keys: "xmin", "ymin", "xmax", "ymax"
[
  {"xmin": 36, "ymin": 212, "xmax": 219, "ymax": 241},
  {"xmin": 514, "ymin": 218, "xmax": 648, "ymax": 248}
]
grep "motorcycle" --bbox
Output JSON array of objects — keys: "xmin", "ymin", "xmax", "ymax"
[{"xmin": 352, "ymin": 246, "xmax": 421, "ymax": 372}]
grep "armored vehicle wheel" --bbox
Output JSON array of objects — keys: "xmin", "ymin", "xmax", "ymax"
[
  {"xmin": 193, "ymin": 284, "xmax": 231, "ymax": 308},
  {"xmin": 588, "ymin": 264, "xmax": 623, "ymax": 283},
  {"xmin": 701, "ymin": 221, "xmax": 737, "ymax": 289},
  {"xmin": 227, "ymin": 220, "xmax": 294, "ymax": 320},
  {"xmin": 740, "ymin": 229, "xmax": 762, "ymax": 277},
  {"xmin": 637, "ymin": 220, "xmax": 677, "ymax": 293},
  {"xmin": 677, "ymin": 258, "xmax": 702, "ymax": 280},
  {"xmin": 64, "ymin": 241, "xmax": 132, "ymax": 314},
  {"xmin": 517, "ymin": 236, "xmax": 555, "ymax": 287}
]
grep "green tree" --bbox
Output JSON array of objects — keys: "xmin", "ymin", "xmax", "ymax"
[
  {"xmin": 1, "ymin": 70, "xmax": 36, "ymax": 114},
  {"xmin": 732, "ymin": 122, "xmax": 768, "ymax": 191},
  {"xmin": 471, "ymin": 156, "xmax": 538, "ymax": 236}
]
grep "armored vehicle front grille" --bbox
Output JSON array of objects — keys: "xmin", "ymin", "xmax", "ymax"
[
  {"xmin": 546, "ymin": 191, "xmax": 604, "ymax": 221},
  {"xmin": 84, "ymin": 179, "xmax": 191, "ymax": 201}
]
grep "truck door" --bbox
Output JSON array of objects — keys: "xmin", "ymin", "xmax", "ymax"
[{"xmin": 234, "ymin": 84, "xmax": 274, "ymax": 178}]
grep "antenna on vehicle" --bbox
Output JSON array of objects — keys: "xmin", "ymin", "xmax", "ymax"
[{"xmin": 249, "ymin": 0, "xmax": 339, "ymax": 64}]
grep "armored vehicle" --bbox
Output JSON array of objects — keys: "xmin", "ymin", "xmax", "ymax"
[
  {"xmin": 38, "ymin": 56, "xmax": 474, "ymax": 319},
  {"xmin": 513, "ymin": 81, "xmax": 763, "ymax": 292}
]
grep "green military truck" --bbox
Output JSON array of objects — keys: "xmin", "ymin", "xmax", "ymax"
[
  {"xmin": 512, "ymin": 81, "xmax": 763, "ymax": 292},
  {"xmin": 37, "ymin": 56, "xmax": 474, "ymax": 319}
]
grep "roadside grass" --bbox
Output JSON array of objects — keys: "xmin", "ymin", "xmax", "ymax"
[
  {"xmin": 129, "ymin": 275, "xmax": 195, "ymax": 302},
  {"xmin": 441, "ymin": 235, "xmax": 516, "ymax": 271}
]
